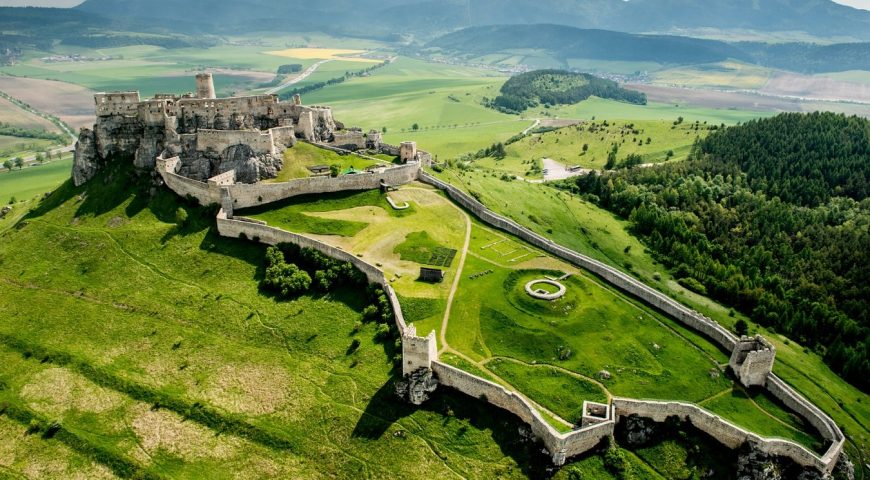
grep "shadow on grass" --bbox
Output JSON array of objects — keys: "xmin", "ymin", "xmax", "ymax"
[{"xmin": 352, "ymin": 382, "xmax": 555, "ymax": 478}]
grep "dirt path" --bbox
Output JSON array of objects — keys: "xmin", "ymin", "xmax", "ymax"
[
  {"xmin": 265, "ymin": 60, "xmax": 332, "ymax": 95},
  {"xmin": 438, "ymin": 205, "xmax": 472, "ymax": 354}
]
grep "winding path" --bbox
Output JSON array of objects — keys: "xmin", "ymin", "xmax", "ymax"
[{"xmin": 265, "ymin": 59, "xmax": 332, "ymax": 95}]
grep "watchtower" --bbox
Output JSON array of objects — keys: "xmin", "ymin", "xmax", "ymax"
[
  {"xmin": 729, "ymin": 335, "xmax": 776, "ymax": 387},
  {"xmin": 400, "ymin": 141, "xmax": 418, "ymax": 163},
  {"xmin": 195, "ymin": 73, "xmax": 216, "ymax": 99}
]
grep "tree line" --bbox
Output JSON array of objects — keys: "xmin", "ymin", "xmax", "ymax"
[{"xmin": 558, "ymin": 113, "xmax": 869, "ymax": 391}]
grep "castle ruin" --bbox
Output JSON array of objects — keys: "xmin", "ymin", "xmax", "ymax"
[{"xmin": 75, "ymin": 74, "xmax": 344, "ymax": 185}]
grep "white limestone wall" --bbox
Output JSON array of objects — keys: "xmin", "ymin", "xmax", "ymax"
[
  {"xmin": 612, "ymin": 398, "xmax": 832, "ymax": 472},
  {"xmin": 432, "ymin": 361, "xmax": 614, "ymax": 463}
]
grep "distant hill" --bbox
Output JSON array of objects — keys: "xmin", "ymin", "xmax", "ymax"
[
  {"xmin": 426, "ymin": 24, "xmax": 870, "ymax": 73},
  {"xmin": 489, "ymin": 70, "xmax": 646, "ymax": 114},
  {"xmin": 427, "ymin": 25, "xmax": 750, "ymax": 65},
  {"xmin": 72, "ymin": 0, "xmax": 870, "ymax": 41}
]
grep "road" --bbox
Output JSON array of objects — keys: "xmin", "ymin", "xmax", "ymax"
[{"xmin": 265, "ymin": 60, "xmax": 332, "ymax": 95}]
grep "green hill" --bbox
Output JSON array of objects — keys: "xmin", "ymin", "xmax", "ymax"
[{"xmin": 489, "ymin": 70, "xmax": 646, "ymax": 113}]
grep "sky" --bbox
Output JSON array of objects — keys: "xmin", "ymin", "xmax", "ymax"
[{"xmin": 0, "ymin": 0, "xmax": 869, "ymax": 8}]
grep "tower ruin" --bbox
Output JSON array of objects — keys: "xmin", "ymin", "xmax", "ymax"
[
  {"xmin": 729, "ymin": 335, "xmax": 776, "ymax": 387},
  {"xmin": 195, "ymin": 73, "xmax": 216, "ymax": 99}
]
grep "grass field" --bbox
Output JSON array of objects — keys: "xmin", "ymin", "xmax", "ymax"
[
  {"xmin": 477, "ymin": 119, "xmax": 707, "ymax": 176},
  {"xmin": 651, "ymin": 60, "xmax": 773, "ymax": 90},
  {"xmin": 268, "ymin": 143, "xmax": 387, "ymax": 182},
  {"xmin": 0, "ymin": 96, "xmax": 59, "ymax": 132},
  {"xmin": 241, "ymin": 184, "xmax": 465, "ymax": 300},
  {"xmin": 304, "ymin": 57, "xmax": 531, "ymax": 159},
  {"xmin": 0, "ymin": 156, "xmax": 71, "ymax": 204},
  {"xmin": 0, "ymin": 164, "xmax": 560, "ymax": 479},
  {"xmin": 431, "ymin": 166, "xmax": 869, "ymax": 466}
]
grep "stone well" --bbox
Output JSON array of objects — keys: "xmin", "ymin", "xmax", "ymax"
[{"xmin": 525, "ymin": 279, "xmax": 567, "ymax": 301}]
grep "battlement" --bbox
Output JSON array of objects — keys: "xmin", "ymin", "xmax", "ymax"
[{"xmin": 729, "ymin": 335, "xmax": 776, "ymax": 387}]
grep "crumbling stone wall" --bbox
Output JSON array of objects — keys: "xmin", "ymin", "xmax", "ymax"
[
  {"xmin": 197, "ymin": 129, "xmax": 276, "ymax": 155},
  {"xmin": 612, "ymin": 398, "xmax": 835, "ymax": 472},
  {"xmin": 729, "ymin": 335, "xmax": 776, "ymax": 387},
  {"xmin": 432, "ymin": 361, "xmax": 615, "ymax": 465},
  {"xmin": 226, "ymin": 162, "xmax": 421, "ymax": 209}
]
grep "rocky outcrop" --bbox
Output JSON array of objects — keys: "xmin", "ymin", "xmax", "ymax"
[
  {"xmin": 622, "ymin": 414, "xmax": 658, "ymax": 446},
  {"xmin": 395, "ymin": 368, "xmax": 438, "ymax": 406},
  {"xmin": 72, "ymin": 128, "xmax": 99, "ymax": 186},
  {"xmin": 93, "ymin": 115, "xmax": 142, "ymax": 160},
  {"xmin": 176, "ymin": 144, "xmax": 283, "ymax": 183},
  {"xmin": 134, "ymin": 127, "xmax": 165, "ymax": 170}
]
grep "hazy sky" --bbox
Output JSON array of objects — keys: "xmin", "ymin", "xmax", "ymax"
[{"xmin": 0, "ymin": 0, "xmax": 869, "ymax": 8}]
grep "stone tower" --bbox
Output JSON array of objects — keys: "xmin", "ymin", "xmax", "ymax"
[
  {"xmin": 729, "ymin": 335, "xmax": 776, "ymax": 387},
  {"xmin": 400, "ymin": 141, "xmax": 418, "ymax": 163},
  {"xmin": 195, "ymin": 73, "xmax": 216, "ymax": 99}
]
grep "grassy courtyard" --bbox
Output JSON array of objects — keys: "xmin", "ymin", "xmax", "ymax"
[{"xmin": 267, "ymin": 142, "xmax": 387, "ymax": 183}]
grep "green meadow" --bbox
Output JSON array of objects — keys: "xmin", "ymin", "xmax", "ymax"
[{"xmin": 0, "ymin": 156, "xmax": 72, "ymax": 204}]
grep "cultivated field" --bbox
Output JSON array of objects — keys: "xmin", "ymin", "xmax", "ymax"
[
  {"xmin": 0, "ymin": 76, "xmax": 95, "ymax": 130},
  {"xmin": 265, "ymin": 48, "xmax": 380, "ymax": 63},
  {"xmin": 0, "ymin": 156, "xmax": 72, "ymax": 204},
  {"xmin": 760, "ymin": 71, "xmax": 870, "ymax": 103},
  {"xmin": 0, "ymin": 96, "xmax": 59, "ymax": 131}
]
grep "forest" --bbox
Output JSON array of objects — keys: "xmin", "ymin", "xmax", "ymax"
[
  {"xmin": 559, "ymin": 113, "xmax": 869, "ymax": 390},
  {"xmin": 488, "ymin": 70, "xmax": 646, "ymax": 114}
]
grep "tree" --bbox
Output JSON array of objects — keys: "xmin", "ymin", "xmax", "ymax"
[
  {"xmin": 13, "ymin": 157, "xmax": 23, "ymax": 170},
  {"xmin": 735, "ymin": 319, "xmax": 749, "ymax": 337},
  {"xmin": 411, "ymin": 123, "xmax": 420, "ymax": 131},
  {"xmin": 35, "ymin": 152, "xmax": 45, "ymax": 164},
  {"xmin": 605, "ymin": 143, "xmax": 619, "ymax": 170},
  {"xmin": 582, "ymin": 143, "xmax": 589, "ymax": 153},
  {"xmin": 3, "ymin": 160, "xmax": 12, "ymax": 172},
  {"xmin": 666, "ymin": 150, "xmax": 675, "ymax": 160},
  {"xmin": 329, "ymin": 164, "xmax": 340, "ymax": 177},
  {"xmin": 175, "ymin": 207, "xmax": 188, "ymax": 228},
  {"xmin": 381, "ymin": 126, "xmax": 387, "ymax": 134}
]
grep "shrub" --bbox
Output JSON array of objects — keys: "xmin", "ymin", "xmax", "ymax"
[
  {"xmin": 677, "ymin": 276, "xmax": 707, "ymax": 295},
  {"xmin": 735, "ymin": 319, "xmax": 749, "ymax": 337},
  {"xmin": 262, "ymin": 246, "xmax": 311, "ymax": 297}
]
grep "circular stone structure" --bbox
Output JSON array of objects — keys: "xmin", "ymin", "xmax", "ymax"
[{"xmin": 525, "ymin": 279, "xmax": 567, "ymax": 301}]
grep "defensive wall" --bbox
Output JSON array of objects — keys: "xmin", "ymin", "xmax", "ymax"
[
  {"xmin": 612, "ymin": 397, "xmax": 835, "ymax": 472},
  {"xmin": 154, "ymin": 150, "xmax": 843, "ymax": 473},
  {"xmin": 197, "ymin": 129, "xmax": 277, "ymax": 155},
  {"xmin": 225, "ymin": 162, "xmax": 421, "ymax": 209},
  {"xmin": 416, "ymin": 171, "xmax": 844, "ymax": 473}
]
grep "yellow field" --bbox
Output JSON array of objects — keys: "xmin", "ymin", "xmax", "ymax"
[{"xmin": 264, "ymin": 48, "xmax": 380, "ymax": 63}]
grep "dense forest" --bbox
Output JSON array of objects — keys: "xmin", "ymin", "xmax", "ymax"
[
  {"xmin": 489, "ymin": 70, "xmax": 646, "ymax": 114},
  {"xmin": 560, "ymin": 113, "xmax": 869, "ymax": 390}
]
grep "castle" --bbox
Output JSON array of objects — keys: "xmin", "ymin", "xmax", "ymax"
[
  {"xmin": 73, "ymin": 73, "xmax": 425, "ymax": 186},
  {"xmin": 73, "ymin": 74, "xmax": 846, "ymax": 477}
]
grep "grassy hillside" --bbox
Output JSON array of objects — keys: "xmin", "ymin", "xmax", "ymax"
[
  {"xmin": 0, "ymin": 162, "xmax": 557, "ymax": 479},
  {"xmin": 0, "ymin": 156, "xmax": 72, "ymax": 204},
  {"xmin": 431, "ymin": 166, "xmax": 870, "ymax": 469}
]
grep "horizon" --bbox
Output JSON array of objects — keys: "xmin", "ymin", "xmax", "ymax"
[{"xmin": 1, "ymin": 0, "xmax": 870, "ymax": 9}]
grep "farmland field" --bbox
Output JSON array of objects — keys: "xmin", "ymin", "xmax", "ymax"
[{"xmin": 0, "ymin": 156, "xmax": 72, "ymax": 204}]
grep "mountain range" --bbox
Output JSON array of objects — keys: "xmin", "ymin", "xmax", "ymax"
[{"xmin": 71, "ymin": 0, "xmax": 870, "ymax": 41}]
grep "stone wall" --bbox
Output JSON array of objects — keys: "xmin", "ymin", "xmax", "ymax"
[
  {"xmin": 155, "ymin": 156, "xmax": 212, "ymax": 205},
  {"xmin": 765, "ymin": 374, "xmax": 845, "ymax": 468},
  {"xmin": 432, "ymin": 361, "xmax": 614, "ymax": 464},
  {"xmin": 402, "ymin": 327, "xmax": 437, "ymax": 375},
  {"xmin": 95, "ymin": 92, "xmax": 141, "ymax": 117},
  {"xmin": 226, "ymin": 162, "xmax": 421, "ymax": 209},
  {"xmin": 418, "ymin": 172, "xmax": 738, "ymax": 351},
  {"xmin": 612, "ymin": 397, "xmax": 833, "ymax": 472},
  {"xmin": 729, "ymin": 336, "xmax": 776, "ymax": 387},
  {"xmin": 197, "ymin": 129, "xmax": 276, "ymax": 155}
]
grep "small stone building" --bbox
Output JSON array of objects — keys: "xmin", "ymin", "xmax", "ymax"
[{"xmin": 420, "ymin": 267, "xmax": 444, "ymax": 283}]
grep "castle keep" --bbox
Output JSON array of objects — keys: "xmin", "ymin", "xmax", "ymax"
[{"xmin": 74, "ymin": 73, "xmax": 339, "ymax": 185}]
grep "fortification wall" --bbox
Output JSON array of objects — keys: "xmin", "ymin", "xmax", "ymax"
[
  {"xmin": 95, "ymin": 92, "xmax": 141, "ymax": 117},
  {"xmin": 216, "ymin": 214, "xmax": 385, "ymax": 285},
  {"xmin": 197, "ymin": 129, "xmax": 275, "ymax": 155},
  {"xmin": 155, "ymin": 156, "xmax": 212, "ymax": 205},
  {"xmin": 227, "ymin": 163, "xmax": 421, "ymax": 209},
  {"xmin": 418, "ymin": 172, "xmax": 738, "ymax": 351},
  {"xmin": 432, "ymin": 361, "xmax": 614, "ymax": 463},
  {"xmin": 612, "ymin": 398, "xmax": 830, "ymax": 471},
  {"xmin": 766, "ymin": 374, "xmax": 845, "ymax": 466}
]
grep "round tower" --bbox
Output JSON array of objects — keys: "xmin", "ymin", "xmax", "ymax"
[{"xmin": 195, "ymin": 73, "xmax": 216, "ymax": 99}]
